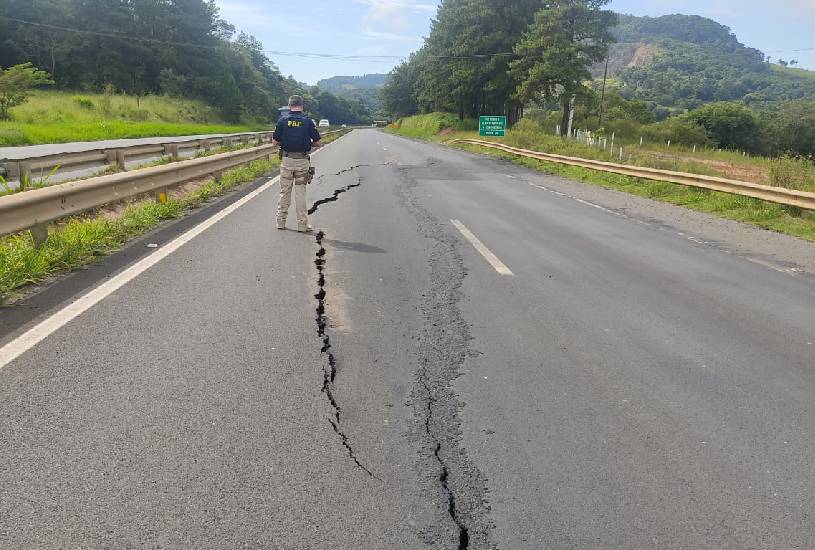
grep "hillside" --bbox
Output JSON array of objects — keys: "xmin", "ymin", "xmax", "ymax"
[
  {"xmin": 317, "ymin": 74, "xmax": 388, "ymax": 94},
  {"xmin": 602, "ymin": 14, "xmax": 815, "ymax": 114},
  {"xmin": 316, "ymin": 74, "xmax": 387, "ymax": 112}
]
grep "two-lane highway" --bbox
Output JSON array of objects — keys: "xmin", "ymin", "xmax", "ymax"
[{"xmin": 1, "ymin": 129, "xmax": 814, "ymax": 549}]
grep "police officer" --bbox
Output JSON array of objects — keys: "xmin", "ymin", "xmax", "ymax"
[{"xmin": 273, "ymin": 95, "xmax": 321, "ymax": 232}]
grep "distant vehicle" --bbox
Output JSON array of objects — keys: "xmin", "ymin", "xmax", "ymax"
[
  {"xmin": 341, "ymin": 124, "xmax": 347, "ymax": 128},
  {"xmin": 318, "ymin": 119, "xmax": 330, "ymax": 128}
]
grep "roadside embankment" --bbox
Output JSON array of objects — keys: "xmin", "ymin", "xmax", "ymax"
[
  {"xmin": 0, "ymin": 91, "xmax": 261, "ymax": 146},
  {"xmin": 387, "ymin": 114, "xmax": 815, "ymax": 243},
  {"xmin": 0, "ymin": 130, "xmax": 350, "ymax": 304}
]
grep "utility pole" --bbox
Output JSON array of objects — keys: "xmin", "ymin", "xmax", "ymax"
[{"xmin": 598, "ymin": 55, "xmax": 609, "ymax": 128}]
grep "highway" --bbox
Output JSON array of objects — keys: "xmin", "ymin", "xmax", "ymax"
[{"xmin": 1, "ymin": 129, "xmax": 815, "ymax": 549}]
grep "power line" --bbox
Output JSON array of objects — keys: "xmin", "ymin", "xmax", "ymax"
[
  {"xmin": 5, "ymin": 14, "xmax": 811, "ymax": 64},
  {"xmin": 0, "ymin": 15, "xmax": 517, "ymax": 62}
]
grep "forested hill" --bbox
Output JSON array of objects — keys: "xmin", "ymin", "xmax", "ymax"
[
  {"xmin": 605, "ymin": 14, "xmax": 815, "ymax": 113},
  {"xmin": 0, "ymin": 0, "xmax": 373, "ymax": 125},
  {"xmin": 316, "ymin": 74, "xmax": 387, "ymax": 113},
  {"xmin": 317, "ymin": 75, "xmax": 388, "ymax": 94}
]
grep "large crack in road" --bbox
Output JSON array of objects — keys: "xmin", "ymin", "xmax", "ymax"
[
  {"xmin": 309, "ymin": 173, "xmax": 377, "ymax": 479},
  {"xmin": 308, "ymin": 160, "xmax": 492, "ymax": 547}
]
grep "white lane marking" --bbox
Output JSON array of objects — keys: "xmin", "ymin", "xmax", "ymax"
[
  {"xmin": 521, "ymin": 178, "xmax": 800, "ymax": 276},
  {"xmin": 0, "ymin": 142, "xmax": 348, "ymax": 370},
  {"xmin": 0, "ymin": 175, "xmax": 281, "ymax": 370},
  {"xmin": 451, "ymin": 220, "xmax": 514, "ymax": 276}
]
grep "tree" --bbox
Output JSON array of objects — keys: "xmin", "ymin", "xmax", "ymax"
[
  {"xmin": 381, "ymin": 57, "xmax": 421, "ymax": 118},
  {"xmin": 0, "ymin": 63, "xmax": 53, "ymax": 119},
  {"xmin": 510, "ymin": 0, "xmax": 617, "ymax": 136},
  {"xmin": 684, "ymin": 102, "xmax": 761, "ymax": 152},
  {"xmin": 414, "ymin": 0, "xmax": 540, "ymax": 121}
]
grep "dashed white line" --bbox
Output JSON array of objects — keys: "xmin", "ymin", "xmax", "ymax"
[
  {"xmin": 451, "ymin": 220, "xmax": 514, "ymax": 276},
  {"xmin": 521, "ymin": 178, "xmax": 800, "ymax": 276}
]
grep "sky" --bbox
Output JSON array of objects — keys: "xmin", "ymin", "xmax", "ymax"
[{"xmin": 213, "ymin": 0, "xmax": 815, "ymax": 85}]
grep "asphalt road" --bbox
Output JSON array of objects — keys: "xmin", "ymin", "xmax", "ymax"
[{"xmin": 1, "ymin": 129, "xmax": 815, "ymax": 549}]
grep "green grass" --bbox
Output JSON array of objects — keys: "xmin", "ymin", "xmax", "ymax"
[
  {"xmin": 454, "ymin": 142, "xmax": 815, "ymax": 242},
  {"xmin": 0, "ymin": 91, "xmax": 261, "ymax": 146},
  {"xmin": 392, "ymin": 114, "xmax": 815, "ymax": 190},
  {"xmin": 0, "ymin": 157, "xmax": 279, "ymax": 304},
  {"xmin": 388, "ymin": 115, "xmax": 815, "ymax": 243},
  {"xmin": 390, "ymin": 112, "xmax": 478, "ymax": 138},
  {"xmin": 0, "ymin": 128, "xmax": 353, "ymax": 303}
]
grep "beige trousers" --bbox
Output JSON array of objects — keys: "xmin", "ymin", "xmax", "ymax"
[{"xmin": 277, "ymin": 156, "xmax": 310, "ymax": 228}]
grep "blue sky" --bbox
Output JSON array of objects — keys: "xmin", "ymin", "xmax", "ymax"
[{"xmin": 213, "ymin": 0, "xmax": 815, "ymax": 84}]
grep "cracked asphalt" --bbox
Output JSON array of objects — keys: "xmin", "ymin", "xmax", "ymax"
[{"xmin": 2, "ymin": 129, "xmax": 815, "ymax": 549}]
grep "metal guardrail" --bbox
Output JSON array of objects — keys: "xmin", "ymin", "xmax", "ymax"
[
  {"xmin": 455, "ymin": 139, "xmax": 815, "ymax": 211},
  {"xmin": 0, "ymin": 144, "xmax": 277, "ymax": 239},
  {"xmin": 0, "ymin": 132, "xmax": 276, "ymax": 182},
  {"xmin": 0, "ymin": 128, "xmax": 352, "ymax": 240}
]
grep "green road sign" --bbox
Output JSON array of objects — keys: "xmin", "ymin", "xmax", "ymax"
[{"xmin": 479, "ymin": 116, "xmax": 506, "ymax": 137}]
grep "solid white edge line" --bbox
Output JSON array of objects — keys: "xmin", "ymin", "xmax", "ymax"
[
  {"xmin": 0, "ymin": 175, "xmax": 280, "ymax": 370},
  {"xmin": 450, "ymin": 220, "xmax": 514, "ymax": 276},
  {"xmin": 0, "ymin": 136, "xmax": 349, "ymax": 370}
]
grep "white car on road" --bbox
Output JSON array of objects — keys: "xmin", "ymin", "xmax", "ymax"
[{"xmin": 318, "ymin": 119, "xmax": 330, "ymax": 128}]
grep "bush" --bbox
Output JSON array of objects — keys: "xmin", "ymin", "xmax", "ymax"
[
  {"xmin": 71, "ymin": 95, "xmax": 94, "ymax": 109},
  {"xmin": 683, "ymin": 102, "xmax": 762, "ymax": 152},
  {"xmin": 0, "ymin": 63, "xmax": 54, "ymax": 119},
  {"xmin": 642, "ymin": 117, "xmax": 712, "ymax": 148}
]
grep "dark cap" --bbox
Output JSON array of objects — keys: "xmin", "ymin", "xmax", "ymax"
[{"xmin": 288, "ymin": 95, "xmax": 304, "ymax": 107}]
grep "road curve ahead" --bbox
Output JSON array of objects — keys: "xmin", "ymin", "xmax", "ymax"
[{"xmin": 1, "ymin": 129, "xmax": 815, "ymax": 549}]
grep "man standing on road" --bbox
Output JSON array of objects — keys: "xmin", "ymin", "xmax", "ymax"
[{"xmin": 273, "ymin": 95, "xmax": 321, "ymax": 232}]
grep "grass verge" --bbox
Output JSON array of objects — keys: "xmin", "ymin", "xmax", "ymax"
[
  {"xmin": 386, "ymin": 114, "xmax": 815, "ymax": 190},
  {"xmin": 386, "ymin": 117, "xmax": 815, "ymax": 243},
  {"xmin": 0, "ymin": 91, "xmax": 261, "ymax": 146},
  {"xmin": 0, "ymin": 129, "xmax": 351, "ymax": 303},
  {"xmin": 0, "ymin": 121, "xmax": 256, "ymax": 147},
  {"xmin": 0, "ymin": 157, "xmax": 279, "ymax": 304},
  {"xmin": 453, "ymin": 141, "xmax": 815, "ymax": 242}
]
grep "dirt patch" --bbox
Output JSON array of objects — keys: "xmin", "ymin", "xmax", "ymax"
[
  {"xmin": 438, "ymin": 128, "xmax": 457, "ymax": 137},
  {"xmin": 629, "ymin": 44, "xmax": 656, "ymax": 67},
  {"xmin": 645, "ymin": 151, "xmax": 769, "ymax": 184}
]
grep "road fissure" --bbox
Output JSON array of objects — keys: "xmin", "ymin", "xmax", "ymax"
[{"xmin": 311, "ymin": 176, "xmax": 377, "ymax": 478}]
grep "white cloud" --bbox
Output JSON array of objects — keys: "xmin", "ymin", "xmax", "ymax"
[
  {"xmin": 361, "ymin": 29, "xmax": 424, "ymax": 43},
  {"xmin": 357, "ymin": 0, "xmax": 438, "ymax": 31}
]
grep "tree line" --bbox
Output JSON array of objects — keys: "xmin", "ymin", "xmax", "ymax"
[
  {"xmin": 0, "ymin": 0, "xmax": 371, "ymax": 124},
  {"xmin": 380, "ymin": 1, "xmax": 814, "ymax": 156},
  {"xmin": 381, "ymin": 0, "xmax": 617, "ymax": 132}
]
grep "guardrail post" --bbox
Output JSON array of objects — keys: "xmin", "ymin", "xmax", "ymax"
[
  {"xmin": 106, "ymin": 150, "xmax": 126, "ymax": 172},
  {"xmin": 163, "ymin": 144, "xmax": 179, "ymax": 160},
  {"xmin": 30, "ymin": 223, "xmax": 48, "ymax": 247},
  {"xmin": 241, "ymin": 135, "xmax": 250, "ymax": 147}
]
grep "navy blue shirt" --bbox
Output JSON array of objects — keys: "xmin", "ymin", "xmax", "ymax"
[{"xmin": 273, "ymin": 111, "xmax": 321, "ymax": 153}]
